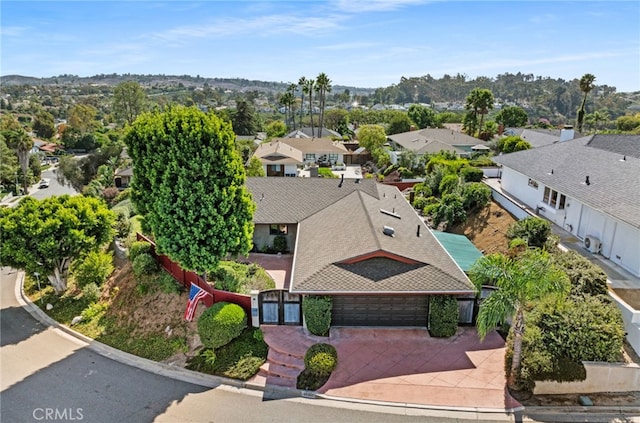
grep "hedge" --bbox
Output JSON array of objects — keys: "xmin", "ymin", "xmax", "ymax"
[
  {"xmin": 428, "ymin": 295, "xmax": 459, "ymax": 337},
  {"xmin": 132, "ymin": 252, "xmax": 158, "ymax": 276},
  {"xmin": 304, "ymin": 343, "xmax": 338, "ymax": 376},
  {"xmin": 129, "ymin": 240, "xmax": 153, "ymax": 261},
  {"xmin": 198, "ymin": 302, "xmax": 248, "ymax": 349},
  {"xmin": 302, "ymin": 296, "xmax": 332, "ymax": 336}
]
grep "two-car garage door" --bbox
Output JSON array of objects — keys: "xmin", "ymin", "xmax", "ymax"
[{"xmin": 331, "ymin": 295, "xmax": 428, "ymax": 327}]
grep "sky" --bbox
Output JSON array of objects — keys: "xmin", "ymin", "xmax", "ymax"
[{"xmin": 2, "ymin": 1, "xmax": 639, "ymax": 92}]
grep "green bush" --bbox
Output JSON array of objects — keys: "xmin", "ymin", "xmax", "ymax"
[
  {"xmin": 438, "ymin": 174, "xmax": 460, "ymax": 195},
  {"xmin": 428, "ymin": 295, "xmax": 459, "ymax": 337},
  {"xmin": 129, "ymin": 240, "xmax": 152, "ymax": 261},
  {"xmin": 302, "ymin": 296, "xmax": 332, "ymax": 336},
  {"xmin": 212, "ymin": 261, "xmax": 275, "ymax": 294},
  {"xmin": 431, "ymin": 194, "xmax": 466, "ymax": 228},
  {"xmin": 155, "ymin": 271, "xmax": 182, "ymax": 294},
  {"xmin": 114, "ymin": 212, "xmax": 131, "ymax": 239},
  {"xmin": 506, "ymin": 217, "xmax": 551, "ymax": 248},
  {"xmin": 304, "ymin": 343, "xmax": 338, "ymax": 376},
  {"xmin": 81, "ymin": 300, "xmax": 108, "ymax": 320},
  {"xmin": 198, "ymin": 302, "xmax": 248, "ymax": 349},
  {"xmin": 81, "ymin": 283, "xmax": 102, "ymax": 303},
  {"xmin": 460, "ymin": 166, "xmax": 484, "ymax": 182},
  {"xmin": 72, "ymin": 250, "xmax": 114, "ymax": 288},
  {"xmin": 132, "ymin": 252, "xmax": 159, "ymax": 276},
  {"xmin": 461, "ymin": 182, "xmax": 491, "ymax": 211},
  {"xmin": 551, "ymin": 250, "xmax": 608, "ymax": 297},
  {"xmin": 273, "ymin": 235, "xmax": 287, "ymax": 253},
  {"xmin": 412, "ymin": 181, "xmax": 432, "ymax": 198}
]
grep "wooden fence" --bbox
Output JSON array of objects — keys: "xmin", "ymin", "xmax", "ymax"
[{"xmin": 136, "ymin": 233, "xmax": 252, "ymax": 316}]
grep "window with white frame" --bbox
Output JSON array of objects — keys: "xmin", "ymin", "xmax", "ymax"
[
  {"xmin": 543, "ymin": 187, "xmax": 566, "ymax": 209},
  {"xmin": 328, "ymin": 153, "xmax": 339, "ymax": 163},
  {"xmin": 304, "ymin": 153, "xmax": 315, "ymax": 162}
]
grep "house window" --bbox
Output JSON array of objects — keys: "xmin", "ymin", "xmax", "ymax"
[
  {"xmin": 528, "ymin": 179, "xmax": 538, "ymax": 189},
  {"xmin": 269, "ymin": 224, "xmax": 288, "ymax": 235},
  {"xmin": 329, "ymin": 154, "xmax": 339, "ymax": 163},
  {"xmin": 305, "ymin": 154, "xmax": 315, "ymax": 162},
  {"xmin": 542, "ymin": 188, "xmax": 566, "ymax": 210}
]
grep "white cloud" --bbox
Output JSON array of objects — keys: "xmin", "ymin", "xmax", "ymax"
[
  {"xmin": 332, "ymin": 0, "xmax": 432, "ymax": 13},
  {"xmin": 0, "ymin": 26, "xmax": 29, "ymax": 37}
]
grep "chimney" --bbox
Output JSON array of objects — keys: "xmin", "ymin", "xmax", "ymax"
[{"xmin": 560, "ymin": 125, "xmax": 575, "ymax": 142}]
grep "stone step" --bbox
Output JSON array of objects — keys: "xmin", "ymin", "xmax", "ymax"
[
  {"xmin": 260, "ymin": 361, "xmax": 302, "ymax": 380},
  {"xmin": 267, "ymin": 349, "xmax": 305, "ymax": 369}
]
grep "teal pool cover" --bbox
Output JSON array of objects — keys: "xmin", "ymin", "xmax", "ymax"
[{"xmin": 432, "ymin": 231, "xmax": 483, "ymax": 272}]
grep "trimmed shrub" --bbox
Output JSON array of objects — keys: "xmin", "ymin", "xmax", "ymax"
[
  {"xmin": 304, "ymin": 343, "xmax": 338, "ymax": 376},
  {"xmin": 431, "ymin": 193, "xmax": 466, "ymax": 227},
  {"xmin": 198, "ymin": 302, "xmax": 248, "ymax": 349},
  {"xmin": 551, "ymin": 250, "xmax": 608, "ymax": 297},
  {"xmin": 273, "ymin": 235, "xmax": 287, "ymax": 253},
  {"xmin": 428, "ymin": 295, "xmax": 459, "ymax": 337},
  {"xmin": 302, "ymin": 296, "xmax": 332, "ymax": 336},
  {"xmin": 461, "ymin": 182, "xmax": 491, "ymax": 211},
  {"xmin": 72, "ymin": 250, "xmax": 114, "ymax": 288},
  {"xmin": 129, "ymin": 240, "xmax": 152, "ymax": 261},
  {"xmin": 132, "ymin": 252, "xmax": 158, "ymax": 276},
  {"xmin": 460, "ymin": 166, "xmax": 484, "ymax": 182},
  {"xmin": 506, "ymin": 217, "xmax": 551, "ymax": 248},
  {"xmin": 212, "ymin": 261, "xmax": 275, "ymax": 294}
]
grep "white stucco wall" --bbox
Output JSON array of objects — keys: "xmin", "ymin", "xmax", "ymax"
[{"xmin": 499, "ymin": 167, "xmax": 540, "ymax": 209}]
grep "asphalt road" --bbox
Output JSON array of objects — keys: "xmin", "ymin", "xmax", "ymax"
[
  {"xmin": 28, "ymin": 166, "xmax": 78, "ymax": 201},
  {"xmin": 1, "ymin": 267, "xmax": 480, "ymax": 423}
]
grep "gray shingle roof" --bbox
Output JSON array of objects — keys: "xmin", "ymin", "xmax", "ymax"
[
  {"xmin": 271, "ymin": 137, "xmax": 348, "ymax": 155},
  {"xmin": 388, "ymin": 128, "xmax": 487, "ymax": 155},
  {"xmin": 245, "ymin": 177, "xmax": 379, "ymax": 224},
  {"xmin": 290, "ymin": 183, "xmax": 473, "ymax": 294},
  {"xmin": 493, "ymin": 135, "xmax": 640, "ymax": 229}
]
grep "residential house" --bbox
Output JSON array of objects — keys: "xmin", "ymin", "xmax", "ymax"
[
  {"xmin": 285, "ymin": 127, "xmax": 342, "ymax": 139},
  {"xmin": 387, "ymin": 128, "xmax": 489, "ymax": 158},
  {"xmin": 493, "ymin": 134, "xmax": 640, "ymax": 277},
  {"xmin": 114, "ymin": 167, "xmax": 134, "ymax": 189},
  {"xmin": 502, "ymin": 126, "xmax": 579, "ymax": 148},
  {"xmin": 267, "ymin": 137, "xmax": 349, "ymax": 167},
  {"xmin": 246, "ymin": 177, "xmax": 476, "ymax": 327},
  {"xmin": 252, "ymin": 141, "xmax": 303, "ymax": 177}
]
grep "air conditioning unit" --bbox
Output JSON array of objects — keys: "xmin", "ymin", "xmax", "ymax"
[{"xmin": 584, "ymin": 235, "xmax": 602, "ymax": 254}]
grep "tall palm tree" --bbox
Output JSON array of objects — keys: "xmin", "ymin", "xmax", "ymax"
[
  {"xmin": 2, "ymin": 127, "xmax": 33, "ymax": 194},
  {"xmin": 287, "ymin": 83, "xmax": 297, "ymax": 130},
  {"xmin": 303, "ymin": 77, "xmax": 316, "ymax": 136},
  {"xmin": 315, "ymin": 73, "xmax": 332, "ymax": 137},
  {"xmin": 464, "ymin": 88, "xmax": 494, "ymax": 137},
  {"xmin": 592, "ymin": 109, "xmax": 610, "ymax": 133},
  {"xmin": 576, "ymin": 73, "xmax": 596, "ymax": 133},
  {"xmin": 469, "ymin": 249, "xmax": 569, "ymax": 390},
  {"xmin": 278, "ymin": 91, "xmax": 294, "ymax": 129},
  {"xmin": 298, "ymin": 76, "xmax": 307, "ymax": 128}
]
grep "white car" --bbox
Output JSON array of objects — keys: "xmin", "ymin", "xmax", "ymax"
[{"xmin": 38, "ymin": 178, "xmax": 50, "ymax": 188}]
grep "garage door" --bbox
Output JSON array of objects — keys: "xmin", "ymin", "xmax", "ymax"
[{"xmin": 331, "ymin": 295, "xmax": 428, "ymax": 327}]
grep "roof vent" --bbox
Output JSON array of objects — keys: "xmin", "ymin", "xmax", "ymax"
[
  {"xmin": 382, "ymin": 226, "xmax": 395, "ymax": 237},
  {"xmin": 585, "ymin": 176, "xmax": 590, "ymax": 186},
  {"xmin": 380, "ymin": 209, "xmax": 401, "ymax": 219}
]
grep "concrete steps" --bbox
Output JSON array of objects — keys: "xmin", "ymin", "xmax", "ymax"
[{"xmin": 258, "ymin": 343, "xmax": 305, "ymax": 389}]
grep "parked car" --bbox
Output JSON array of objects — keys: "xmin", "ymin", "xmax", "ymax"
[{"xmin": 39, "ymin": 178, "xmax": 50, "ymax": 188}]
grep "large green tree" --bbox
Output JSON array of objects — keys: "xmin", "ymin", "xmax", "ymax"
[
  {"xmin": 124, "ymin": 106, "xmax": 255, "ymax": 275},
  {"xmin": 464, "ymin": 88, "xmax": 494, "ymax": 137},
  {"xmin": 67, "ymin": 103, "xmax": 98, "ymax": 134},
  {"xmin": 576, "ymin": 73, "xmax": 596, "ymax": 133},
  {"xmin": 495, "ymin": 106, "xmax": 528, "ymax": 128},
  {"xmin": 0, "ymin": 195, "xmax": 115, "ymax": 294},
  {"xmin": 469, "ymin": 249, "xmax": 569, "ymax": 390},
  {"xmin": 112, "ymin": 81, "xmax": 147, "ymax": 125},
  {"xmin": 232, "ymin": 99, "xmax": 258, "ymax": 136},
  {"xmin": 407, "ymin": 104, "xmax": 438, "ymax": 129},
  {"xmin": 33, "ymin": 109, "xmax": 56, "ymax": 139}
]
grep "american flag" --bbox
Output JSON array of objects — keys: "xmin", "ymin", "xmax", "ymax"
[{"xmin": 184, "ymin": 283, "xmax": 210, "ymax": 322}]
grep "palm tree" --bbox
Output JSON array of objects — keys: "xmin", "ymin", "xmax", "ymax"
[
  {"xmin": 298, "ymin": 76, "xmax": 307, "ymax": 128},
  {"xmin": 464, "ymin": 88, "xmax": 494, "ymax": 137},
  {"xmin": 303, "ymin": 77, "xmax": 316, "ymax": 136},
  {"xmin": 576, "ymin": 73, "xmax": 596, "ymax": 133},
  {"xmin": 591, "ymin": 109, "xmax": 610, "ymax": 133},
  {"xmin": 278, "ymin": 91, "xmax": 294, "ymax": 129},
  {"xmin": 469, "ymin": 249, "xmax": 569, "ymax": 390},
  {"xmin": 287, "ymin": 83, "xmax": 297, "ymax": 130},
  {"xmin": 315, "ymin": 73, "xmax": 332, "ymax": 137},
  {"xmin": 2, "ymin": 127, "xmax": 33, "ymax": 194}
]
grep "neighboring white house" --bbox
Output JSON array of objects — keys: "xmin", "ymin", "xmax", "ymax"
[
  {"xmin": 493, "ymin": 134, "xmax": 640, "ymax": 277},
  {"xmin": 268, "ymin": 137, "xmax": 348, "ymax": 167},
  {"xmin": 387, "ymin": 128, "xmax": 489, "ymax": 158},
  {"xmin": 252, "ymin": 141, "xmax": 303, "ymax": 177}
]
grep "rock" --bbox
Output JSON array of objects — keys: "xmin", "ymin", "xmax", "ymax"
[
  {"xmin": 71, "ymin": 315, "xmax": 83, "ymax": 325},
  {"xmin": 46, "ymin": 303, "xmax": 53, "ymax": 310},
  {"xmin": 164, "ymin": 325, "xmax": 173, "ymax": 337}
]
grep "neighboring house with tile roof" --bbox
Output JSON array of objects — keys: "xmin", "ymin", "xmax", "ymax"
[
  {"xmin": 245, "ymin": 177, "xmax": 476, "ymax": 327},
  {"xmin": 387, "ymin": 128, "xmax": 489, "ymax": 157},
  {"xmin": 252, "ymin": 141, "xmax": 303, "ymax": 177},
  {"xmin": 493, "ymin": 134, "xmax": 640, "ymax": 277}
]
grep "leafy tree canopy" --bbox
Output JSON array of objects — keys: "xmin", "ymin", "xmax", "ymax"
[
  {"xmin": 124, "ymin": 105, "xmax": 255, "ymax": 274},
  {"xmin": 495, "ymin": 106, "xmax": 529, "ymax": 127},
  {"xmin": 112, "ymin": 81, "xmax": 148, "ymax": 125},
  {"xmin": 0, "ymin": 195, "xmax": 115, "ymax": 294}
]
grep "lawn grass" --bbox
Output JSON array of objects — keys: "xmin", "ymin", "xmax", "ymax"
[{"xmin": 187, "ymin": 327, "xmax": 268, "ymax": 380}]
